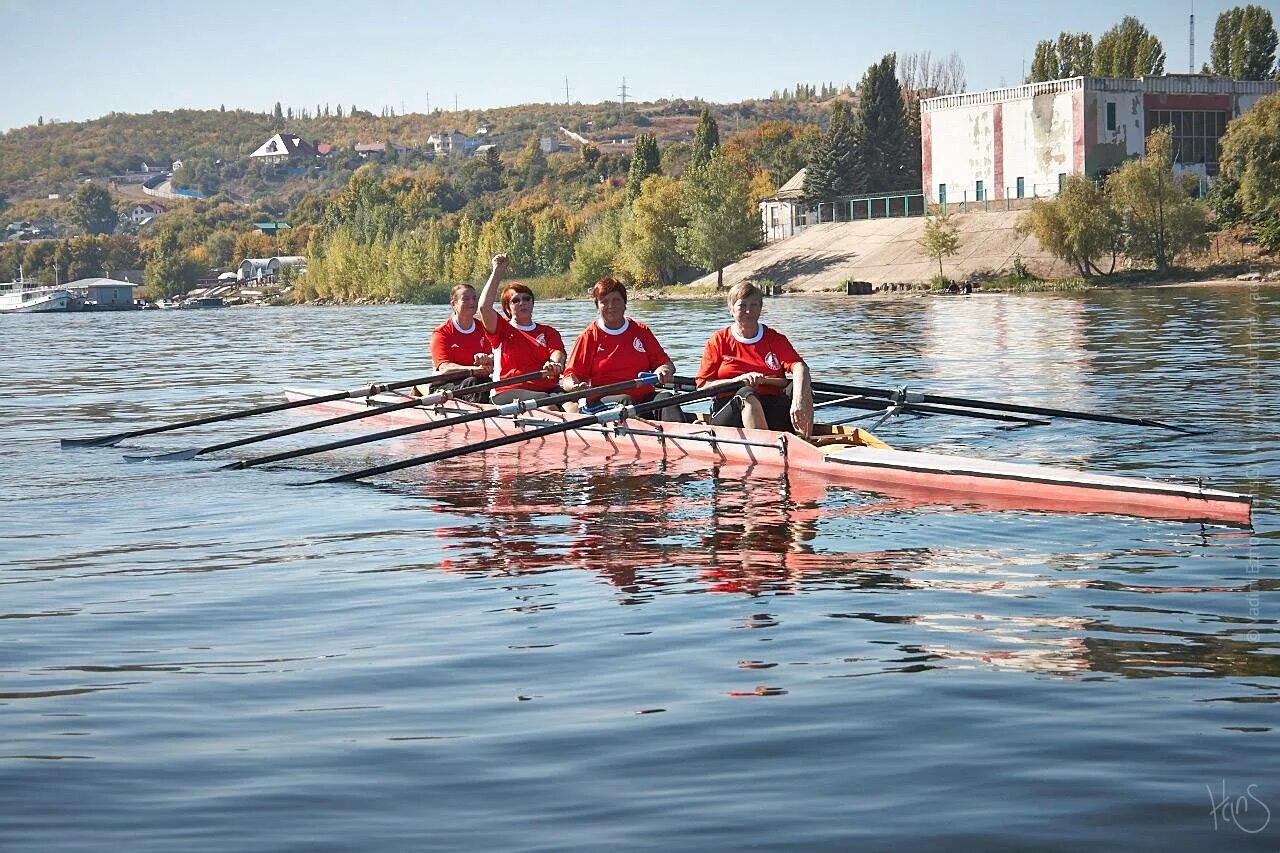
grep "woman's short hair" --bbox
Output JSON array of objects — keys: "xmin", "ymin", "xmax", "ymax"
[
  {"xmin": 726, "ymin": 281, "xmax": 764, "ymax": 309},
  {"xmin": 450, "ymin": 283, "xmax": 475, "ymax": 308},
  {"xmin": 592, "ymin": 278, "xmax": 628, "ymax": 305},
  {"xmin": 500, "ymin": 283, "xmax": 534, "ymax": 318}
]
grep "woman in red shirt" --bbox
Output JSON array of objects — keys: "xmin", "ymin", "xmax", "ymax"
[
  {"xmin": 423, "ymin": 282, "xmax": 494, "ymax": 398},
  {"xmin": 561, "ymin": 278, "xmax": 675, "ymax": 410},
  {"xmin": 695, "ymin": 281, "xmax": 813, "ymax": 436},
  {"xmin": 477, "ymin": 253, "xmax": 565, "ymax": 404}
]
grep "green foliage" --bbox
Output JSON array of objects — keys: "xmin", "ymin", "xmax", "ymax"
[
  {"xmin": 569, "ymin": 207, "xmax": 624, "ymax": 286},
  {"xmin": 617, "ymin": 175, "xmax": 685, "ymax": 286},
  {"xmin": 690, "ymin": 108, "xmax": 720, "ymax": 171},
  {"xmin": 1020, "ymin": 176, "xmax": 1122, "ymax": 276},
  {"xmin": 1106, "ymin": 127, "xmax": 1209, "ymax": 271},
  {"xmin": 675, "ymin": 150, "xmax": 759, "ymax": 288},
  {"xmin": 854, "ymin": 54, "xmax": 912, "ymax": 192},
  {"xmin": 626, "ymin": 133, "xmax": 661, "ymax": 201},
  {"xmin": 512, "ymin": 135, "xmax": 548, "ymax": 190},
  {"xmin": 803, "ymin": 101, "xmax": 860, "ymax": 201},
  {"xmin": 1093, "ymin": 16, "xmax": 1166, "ymax": 77},
  {"xmin": 724, "ymin": 121, "xmax": 820, "ymax": 187},
  {"xmin": 1209, "ymin": 5, "xmax": 1278, "ymax": 80},
  {"xmin": 67, "ymin": 183, "xmax": 117, "ymax": 235},
  {"xmin": 919, "ymin": 215, "xmax": 961, "ymax": 279},
  {"xmin": 1255, "ymin": 216, "xmax": 1280, "ymax": 252},
  {"xmin": 144, "ymin": 229, "xmax": 200, "ymax": 297},
  {"xmin": 1218, "ymin": 92, "xmax": 1280, "ymax": 222},
  {"xmin": 1028, "ymin": 32, "xmax": 1095, "ymax": 82}
]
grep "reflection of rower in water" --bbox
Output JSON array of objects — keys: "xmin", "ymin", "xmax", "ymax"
[
  {"xmin": 695, "ymin": 281, "xmax": 814, "ymax": 437},
  {"xmin": 476, "ymin": 253, "xmax": 565, "ymax": 405}
]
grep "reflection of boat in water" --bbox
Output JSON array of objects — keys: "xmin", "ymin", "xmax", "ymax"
[
  {"xmin": 284, "ymin": 390, "xmax": 1252, "ymax": 525},
  {"xmin": 0, "ymin": 278, "xmax": 71, "ymax": 313}
]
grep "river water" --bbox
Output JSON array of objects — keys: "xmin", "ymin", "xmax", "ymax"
[{"xmin": 1, "ymin": 287, "xmax": 1277, "ymax": 851}]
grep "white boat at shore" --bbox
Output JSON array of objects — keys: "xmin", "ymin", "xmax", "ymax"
[{"xmin": 0, "ymin": 279, "xmax": 71, "ymax": 313}]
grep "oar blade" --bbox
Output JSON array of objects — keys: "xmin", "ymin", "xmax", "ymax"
[{"xmin": 61, "ymin": 435, "xmax": 125, "ymax": 449}]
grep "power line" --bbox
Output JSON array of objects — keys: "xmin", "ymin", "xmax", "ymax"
[{"xmin": 619, "ymin": 76, "xmax": 628, "ymax": 110}]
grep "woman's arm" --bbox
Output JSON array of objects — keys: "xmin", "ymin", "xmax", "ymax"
[
  {"xmin": 477, "ymin": 253, "xmax": 508, "ymax": 334},
  {"xmin": 789, "ymin": 360, "xmax": 813, "ymax": 437}
]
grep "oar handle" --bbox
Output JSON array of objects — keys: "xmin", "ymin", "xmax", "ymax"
[{"xmin": 312, "ymin": 379, "xmax": 738, "ymax": 484}]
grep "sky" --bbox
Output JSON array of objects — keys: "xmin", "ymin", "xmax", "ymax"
[{"xmin": 1, "ymin": 0, "xmax": 1253, "ymax": 132}]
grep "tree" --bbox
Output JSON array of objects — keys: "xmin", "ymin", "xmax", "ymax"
[
  {"xmin": 144, "ymin": 229, "xmax": 199, "ymax": 297},
  {"xmin": 513, "ymin": 135, "xmax": 548, "ymax": 189},
  {"xmin": 618, "ymin": 175, "xmax": 685, "ymax": 286},
  {"xmin": 690, "ymin": 108, "xmax": 720, "ymax": 171},
  {"xmin": 626, "ymin": 133, "xmax": 661, "ymax": 201},
  {"xmin": 1217, "ymin": 91, "xmax": 1280, "ymax": 245},
  {"xmin": 1208, "ymin": 6, "xmax": 1278, "ymax": 80},
  {"xmin": 675, "ymin": 150, "xmax": 760, "ymax": 288},
  {"xmin": 273, "ymin": 102, "xmax": 283, "ymax": 121},
  {"xmin": 67, "ymin": 183, "xmax": 117, "ymax": 235},
  {"xmin": 1028, "ymin": 33, "xmax": 1095, "ymax": 82},
  {"xmin": 803, "ymin": 101, "xmax": 860, "ymax": 202},
  {"xmin": 1020, "ymin": 177, "xmax": 1122, "ymax": 276},
  {"xmin": 854, "ymin": 54, "xmax": 911, "ymax": 192},
  {"xmin": 1093, "ymin": 16, "xmax": 1166, "ymax": 77},
  {"xmin": 919, "ymin": 215, "xmax": 961, "ymax": 281},
  {"xmin": 569, "ymin": 208, "xmax": 624, "ymax": 286},
  {"xmin": 1106, "ymin": 126, "xmax": 1209, "ymax": 272}
]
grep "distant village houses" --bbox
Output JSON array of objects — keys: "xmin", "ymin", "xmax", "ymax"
[
  {"xmin": 238, "ymin": 255, "xmax": 306, "ymax": 282},
  {"xmin": 250, "ymin": 133, "xmax": 317, "ymax": 165},
  {"xmin": 129, "ymin": 203, "xmax": 163, "ymax": 224},
  {"xmin": 426, "ymin": 129, "xmax": 473, "ymax": 157}
]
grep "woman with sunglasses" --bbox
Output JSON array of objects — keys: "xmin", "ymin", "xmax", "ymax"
[{"xmin": 477, "ymin": 253, "xmax": 566, "ymax": 404}]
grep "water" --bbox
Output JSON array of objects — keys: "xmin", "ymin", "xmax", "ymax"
[{"xmin": 1, "ymin": 288, "xmax": 1277, "ymax": 851}]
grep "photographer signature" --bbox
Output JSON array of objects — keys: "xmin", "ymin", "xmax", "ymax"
[{"xmin": 1207, "ymin": 780, "xmax": 1271, "ymax": 835}]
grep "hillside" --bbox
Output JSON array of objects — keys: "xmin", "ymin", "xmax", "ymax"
[{"xmin": 0, "ymin": 96, "xmax": 832, "ymax": 204}]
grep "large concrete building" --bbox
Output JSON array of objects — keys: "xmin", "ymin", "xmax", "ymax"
[{"xmin": 921, "ymin": 75, "xmax": 1278, "ymax": 205}]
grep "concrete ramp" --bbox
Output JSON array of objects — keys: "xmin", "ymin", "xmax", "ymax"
[{"xmin": 694, "ymin": 210, "xmax": 1075, "ymax": 291}]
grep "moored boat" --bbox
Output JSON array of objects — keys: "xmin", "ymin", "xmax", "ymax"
[
  {"xmin": 283, "ymin": 388, "xmax": 1253, "ymax": 526},
  {"xmin": 0, "ymin": 279, "xmax": 71, "ymax": 313}
]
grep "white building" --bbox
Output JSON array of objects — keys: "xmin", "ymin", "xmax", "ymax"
[
  {"xmin": 426, "ymin": 129, "xmax": 469, "ymax": 156},
  {"xmin": 250, "ymin": 134, "xmax": 317, "ymax": 165},
  {"xmin": 759, "ymin": 168, "xmax": 807, "ymax": 242},
  {"xmin": 921, "ymin": 74, "xmax": 1278, "ymax": 204},
  {"xmin": 238, "ymin": 256, "xmax": 307, "ymax": 282}
]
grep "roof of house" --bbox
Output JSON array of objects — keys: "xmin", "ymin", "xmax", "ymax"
[
  {"xmin": 768, "ymin": 168, "xmax": 807, "ymax": 200},
  {"xmin": 250, "ymin": 133, "xmax": 317, "ymax": 159},
  {"xmin": 354, "ymin": 141, "xmax": 387, "ymax": 153}
]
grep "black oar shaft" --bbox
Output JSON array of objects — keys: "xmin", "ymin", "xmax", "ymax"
[
  {"xmin": 181, "ymin": 371, "xmax": 545, "ymax": 458},
  {"xmin": 230, "ymin": 376, "xmax": 657, "ymax": 470},
  {"xmin": 60, "ymin": 368, "xmax": 475, "ymax": 448},
  {"xmin": 313, "ymin": 382, "xmax": 735, "ymax": 485},
  {"xmin": 810, "ymin": 380, "xmax": 1196, "ymax": 434},
  {"xmin": 811, "ymin": 391, "xmax": 1049, "ymax": 425}
]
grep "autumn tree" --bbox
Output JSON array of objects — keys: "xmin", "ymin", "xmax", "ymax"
[
  {"xmin": 67, "ymin": 183, "xmax": 117, "ymax": 235},
  {"xmin": 1207, "ymin": 5, "xmax": 1278, "ymax": 80},
  {"xmin": 690, "ymin": 108, "xmax": 720, "ymax": 171},
  {"xmin": 1021, "ymin": 177, "xmax": 1122, "ymax": 276},
  {"xmin": 1106, "ymin": 126, "xmax": 1209, "ymax": 272},
  {"xmin": 919, "ymin": 215, "xmax": 961, "ymax": 282},
  {"xmin": 676, "ymin": 150, "xmax": 759, "ymax": 288},
  {"xmin": 1216, "ymin": 91, "xmax": 1280, "ymax": 249},
  {"xmin": 1093, "ymin": 16, "xmax": 1166, "ymax": 77},
  {"xmin": 618, "ymin": 175, "xmax": 685, "ymax": 286}
]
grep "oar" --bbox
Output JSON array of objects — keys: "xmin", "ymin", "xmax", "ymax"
[
  {"xmin": 60, "ymin": 368, "xmax": 477, "ymax": 449},
  {"xmin": 223, "ymin": 375, "xmax": 663, "ymax": 471},
  {"xmin": 811, "ymin": 380, "xmax": 1200, "ymax": 434},
  {"xmin": 811, "ymin": 389, "xmax": 1049, "ymax": 426},
  {"xmin": 123, "ymin": 371, "xmax": 546, "ymax": 462},
  {"xmin": 308, "ymin": 381, "xmax": 740, "ymax": 485}
]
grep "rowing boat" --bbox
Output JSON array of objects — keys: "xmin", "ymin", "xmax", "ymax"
[{"xmin": 282, "ymin": 388, "xmax": 1253, "ymax": 526}]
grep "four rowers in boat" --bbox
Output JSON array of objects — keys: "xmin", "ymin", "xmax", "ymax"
[{"xmin": 431, "ymin": 254, "xmax": 814, "ymax": 435}]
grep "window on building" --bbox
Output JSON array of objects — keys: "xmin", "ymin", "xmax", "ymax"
[
  {"xmin": 1106, "ymin": 102, "xmax": 1117, "ymax": 132},
  {"xmin": 1144, "ymin": 109, "xmax": 1229, "ymax": 171},
  {"xmin": 975, "ymin": 180, "xmax": 984, "ymax": 201},
  {"xmin": 938, "ymin": 184, "xmax": 947, "ymax": 205},
  {"xmin": 1016, "ymin": 177, "xmax": 1025, "ymax": 198}
]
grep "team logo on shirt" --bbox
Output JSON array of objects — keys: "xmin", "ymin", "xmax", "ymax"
[
  {"xmin": 765, "ymin": 352, "xmax": 781, "ymax": 370},
  {"xmin": 632, "ymin": 338, "xmax": 646, "ymax": 353},
  {"xmin": 535, "ymin": 333, "xmax": 546, "ymax": 346}
]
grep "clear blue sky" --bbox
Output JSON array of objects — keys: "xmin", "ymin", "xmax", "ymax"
[{"xmin": 2, "ymin": 0, "xmax": 1241, "ymax": 132}]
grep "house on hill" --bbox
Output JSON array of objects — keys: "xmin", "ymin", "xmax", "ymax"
[
  {"xmin": 254, "ymin": 221, "xmax": 291, "ymax": 237},
  {"xmin": 427, "ymin": 129, "xmax": 471, "ymax": 156},
  {"xmin": 250, "ymin": 133, "xmax": 317, "ymax": 165},
  {"xmin": 129, "ymin": 203, "xmax": 164, "ymax": 224}
]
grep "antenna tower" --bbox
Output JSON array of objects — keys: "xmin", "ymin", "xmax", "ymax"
[
  {"xmin": 1190, "ymin": 1, "xmax": 1195, "ymax": 72},
  {"xmin": 565, "ymin": 77, "xmax": 571, "ymax": 105},
  {"xmin": 619, "ymin": 77, "xmax": 629, "ymax": 110}
]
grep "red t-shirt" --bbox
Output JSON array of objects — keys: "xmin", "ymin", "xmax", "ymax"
[
  {"xmin": 695, "ymin": 324, "xmax": 802, "ymax": 397},
  {"xmin": 430, "ymin": 317, "xmax": 493, "ymax": 371},
  {"xmin": 564, "ymin": 317, "xmax": 672, "ymax": 402},
  {"xmin": 486, "ymin": 315, "xmax": 565, "ymax": 393}
]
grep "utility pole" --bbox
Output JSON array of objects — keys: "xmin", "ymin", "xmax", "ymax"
[
  {"xmin": 454, "ymin": 93, "xmax": 459, "ymax": 112},
  {"xmin": 565, "ymin": 77, "xmax": 571, "ymax": 105},
  {"xmin": 618, "ymin": 76, "xmax": 628, "ymax": 111},
  {"xmin": 425, "ymin": 91, "xmax": 430, "ymax": 113},
  {"xmin": 1189, "ymin": 0, "xmax": 1195, "ymax": 72}
]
